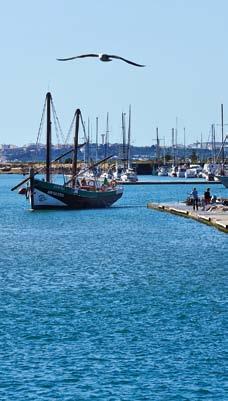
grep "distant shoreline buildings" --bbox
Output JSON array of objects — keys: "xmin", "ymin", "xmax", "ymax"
[{"xmin": 0, "ymin": 141, "xmax": 227, "ymax": 164}]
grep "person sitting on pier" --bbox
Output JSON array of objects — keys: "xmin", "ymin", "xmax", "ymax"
[
  {"xmin": 204, "ymin": 188, "xmax": 211, "ymax": 205},
  {"xmin": 191, "ymin": 187, "xmax": 199, "ymax": 211}
]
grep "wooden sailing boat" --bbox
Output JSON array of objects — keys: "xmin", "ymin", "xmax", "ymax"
[{"xmin": 12, "ymin": 92, "xmax": 123, "ymax": 209}]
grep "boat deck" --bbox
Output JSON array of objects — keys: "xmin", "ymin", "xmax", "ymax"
[{"xmin": 147, "ymin": 202, "xmax": 228, "ymax": 233}]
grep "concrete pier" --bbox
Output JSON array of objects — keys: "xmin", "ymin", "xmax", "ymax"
[
  {"xmin": 118, "ymin": 180, "xmax": 221, "ymax": 185},
  {"xmin": 147, "ymin": 202, "xmax": 228, "ymax": 233}
]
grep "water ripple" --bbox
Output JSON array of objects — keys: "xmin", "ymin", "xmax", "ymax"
[{"xmin": 0, "ymin": 176, "xmax": 227, "ymax": 400}]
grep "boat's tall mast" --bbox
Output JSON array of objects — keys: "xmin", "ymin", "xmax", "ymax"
[
  {"xmin": 127, "ymin": 105, "xmax": 131, "ymax": 169},
  {"xmin": 172, "ymin": 127, "xmax": 175, "ymax": 166},
  {"xmin": 122, "ymin": 112, "xmax": 127, "ymax": 169},
  {"xmin": 221, "ymin": 104, "xmax": 224, "ymax": 167},
  {"xmin": 96, "ymin": 117, "xmax": 98, "ymax": 162},
  {"xmin": 46, "ymin": 92, "xmax": 52, "ymax": 182},
  {"xmin": 163, "ymin": 137, "xmax": 166, "ymax": 165},
  {"xmin": 156, "ymin": 127, "xmax": 160, "ymax": 160},
  {"xmin": 105, "ymin": 112, "xmax": 109, "ymax": 159},
  {"xmin": 72, "ymin": 109, "xmax": 80, "ymax": 187},
  {"xmin": 184, "ymin": 127, "xmax": 186, "ymax": 163},
  {"xmin": 87, "ymin": 117, "xmax": 90, "ymax": 163},
  {"xmin": 211, "ymin": 124, "xmax": 216, "ymax": 164},
  {"xmin": 175, "ymin": 117, "xmax": 178, "ymax": 161}
]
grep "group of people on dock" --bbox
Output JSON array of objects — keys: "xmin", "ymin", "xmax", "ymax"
[{"xmin": 190, "ymin": 187, "xmax": 215, "ymax": 211}]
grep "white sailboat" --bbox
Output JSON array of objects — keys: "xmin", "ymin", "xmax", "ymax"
[
  {"xmin": 157, "ymin": 166, "xmax": 168, "ymax": 176},
  {"xmin": 119, "ymin": 106, "xmax": 138, "ymax": 182}
]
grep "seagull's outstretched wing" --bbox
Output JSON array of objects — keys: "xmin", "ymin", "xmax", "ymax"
[
  {"xmin": 57, "ymin": 54, "xmax": 98, "ymax": 61},
  {"xmin": 108, "ymin": 55, "xmax": 145, "ymax": 67}
]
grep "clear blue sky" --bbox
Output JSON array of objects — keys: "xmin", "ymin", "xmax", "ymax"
[{"xmin": 1, "ymin": 0, "xmax": 228, "ymax": 146}]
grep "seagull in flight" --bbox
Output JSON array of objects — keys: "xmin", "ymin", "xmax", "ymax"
[{"xmin": 57, "ymin": 53, "xmax": 145, "ymax": 67}]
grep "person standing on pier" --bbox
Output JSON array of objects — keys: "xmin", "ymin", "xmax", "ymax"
[
  {"xmin": 191, "ymin": 187, "xmax": 199, "ymax": 211},
  {"xmin": 204, "ymin": 188, "xmax": 211, "ymax": 205}
]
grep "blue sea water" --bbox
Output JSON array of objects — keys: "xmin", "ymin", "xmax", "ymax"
[{"xmin": 0, "ymin": 175, "xmax": 227, "ymax": 401}]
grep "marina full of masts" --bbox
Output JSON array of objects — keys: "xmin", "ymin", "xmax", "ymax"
[
  {"xmin": 1, "ymin": 97, "xmax": 228, "ymax": 183},
  {"xmin": 2, "ymin": 160, "xmax": 228, "ymax": 183},
  {"xmin": 1, "ymin": 139, "xmax": 228, "ymax": 183}
]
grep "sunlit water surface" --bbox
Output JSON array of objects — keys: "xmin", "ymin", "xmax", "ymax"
[{"xmin": 0, "ymin": 175, "xmax": 227, "ymax": 400}]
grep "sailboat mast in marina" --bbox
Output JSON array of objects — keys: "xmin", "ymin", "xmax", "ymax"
[
  {"xmin": 122, "ymin": 112, "xmax": 127, "ymax": 169},
  {"xmin": 119, "ymin": 106, "xmax": 138, "ymax": 182},
  {"xmin": 127, "ymin": 105, "xmax": 131, "ymax": 169},
  {"xmin": 104, "ymin": 112, "xmax": 109, "ymax": 159}
]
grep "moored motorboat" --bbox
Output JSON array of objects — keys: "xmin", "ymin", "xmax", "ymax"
[
  {"xmin": 176, "ymin": 166, "xmax": 186, "ymax": 178},
  {"xmin": 157, "ymin": 166, "xmax": 168, "ymax": 176},
  {"xmin": 185, "ymin": 168, "xmax": 197, "ymax": 178},
  {"xmin": 120, "ymin": 167, "xmax": 138, "ymax": 182},
  {"xmin": 202, "ymin": 163, "xmax": 220, "ymax": 181},
  {"xmin": 168, "ymin": 166, "xmax": 177, "ymax": 177}
]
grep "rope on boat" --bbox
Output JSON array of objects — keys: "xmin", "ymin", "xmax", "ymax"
[
  {"xmin": 65, "ymin": 114, "xmax": 75, "ymax": 145},
  {"xmin": 51, "ymin": 98, "xmax": 65, "ymax": 144},
  {"xmin": 34, "ymin": 96, "xmax": 47, "ymax": 161}
]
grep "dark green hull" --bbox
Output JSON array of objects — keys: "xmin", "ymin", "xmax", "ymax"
[{"xmin": 29, "ymin": 179, "xmax": 123, "ymax": 209}]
